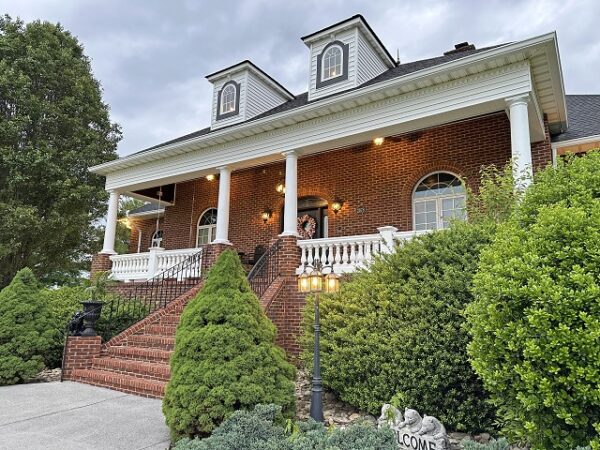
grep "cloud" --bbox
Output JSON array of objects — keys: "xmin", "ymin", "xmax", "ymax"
[{"xmin": 2, "ymin": 0, "xmax": 598, "ymax": 155}]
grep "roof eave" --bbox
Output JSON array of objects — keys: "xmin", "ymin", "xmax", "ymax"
[{"xmin": 91, "ymin": 32, "xmax": 564, "ymax": 176}]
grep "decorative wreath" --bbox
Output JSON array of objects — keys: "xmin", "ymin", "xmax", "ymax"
[{"xmin": 297, "ymin": 214, "xmax": 317, "ymax": 239}]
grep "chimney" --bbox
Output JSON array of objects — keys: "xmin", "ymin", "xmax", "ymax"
[{"xmin": 444, "ymin": 42, "xmax": 476, "ymax": 56}]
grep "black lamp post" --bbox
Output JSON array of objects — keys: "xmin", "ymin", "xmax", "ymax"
[{"xmin": 298, "ymin": 259, "xmax": 341, "ymax": 423}]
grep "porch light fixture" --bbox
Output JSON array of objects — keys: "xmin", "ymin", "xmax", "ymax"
[
  {"xmin": 206, "ymin": 174, "xmax": 216, "ymax": 182},
  {"xmin": 373, "ymin": 137, "xmax": 385, "ymax": 146},
  {"xmin": 331, "ymin": 199, "xmax": 343, "ymax": 214},
  {"xmin": 297, "ymin": 259, "xmax": 341, "ymax": 423},
  {"xmin": 261, "ymin": 208, "xmax": 272, "ymax": 223},
  {"xmin": 275, "ymin": 181, "xmax": 286, "ymax": 196}
]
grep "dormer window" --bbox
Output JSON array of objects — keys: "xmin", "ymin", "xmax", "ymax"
[
  {"xmin": 216, "ymin": 80, "xmax": 240, "ymax": 120},
  {"xmin": 316, "ymin": 40, "xmax": 349, "ymax": 89},
  {"xmin": 322, "ymin": 45, "xmax": 343, "ymax": 80}
]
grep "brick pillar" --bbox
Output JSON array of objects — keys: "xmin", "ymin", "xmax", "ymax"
[
  {"xmin": 62, "ymin": 336, "xmax": 102, "ymax": 380},
  {"xmin": 202, "ymin": 243, "xmax": 234, "ymax": 275},
  {"xmin": 91, "ymin": 253, "xmax": 112, "ymax": 278}
]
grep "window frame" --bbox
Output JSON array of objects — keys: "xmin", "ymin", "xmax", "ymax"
[
  {"xmin": 196, "ymin": 207, "xmax": 218, "ymax": 247},
  {"xmin": 316, "ymin": 40, "xmax": 349, "ymax": 89},
  {"xmin": 412, "ymin": 172, "xmax": 467, "ymax": 231},
  {"xmin": 216, "ymin": 80, "xmax": 240, "ymax": 120},
  {"xmin": 150, "ymin": 229, "xmax": 163, "ymax": 248}
]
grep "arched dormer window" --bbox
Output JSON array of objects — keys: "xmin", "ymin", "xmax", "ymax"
[
  {"xmin": 316, "ymin": 40, "xmax": 349, "ymax": 89},
  {"xmin": 322, "ymin": 45, "xmax": 343, "ymax": 81},
  {"xmin": 216, "ymin": 81, "xmax": 240, "ymax": 120},
  {"xmin": 413, "ymin": 172, "xmax": 466, "ymax": 231},
  {"xmin": 196, "ymin": 208, "xmax": 218, "ymax": 246}
]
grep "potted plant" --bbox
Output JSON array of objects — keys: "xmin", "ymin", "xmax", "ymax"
[{"xmin": 80, "ymin": 271, "xmax": 114, "ymax": 336}]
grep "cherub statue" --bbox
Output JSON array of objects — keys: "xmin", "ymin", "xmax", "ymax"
[
  {"xmin": 397, "ymin": 408, "xmax": 423, "ymax": 433},
  {"xmin": 418, "ymin": 415, "xmax": 449, "ymax": 450},
  {"xmin": 377, "ymin": 404, "xmax": 403, "ymax": 429}
]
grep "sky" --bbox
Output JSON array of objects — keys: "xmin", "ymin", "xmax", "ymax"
[{"xmin": 2, "ymin": 0, "xmax": 599, "ymax": 156}]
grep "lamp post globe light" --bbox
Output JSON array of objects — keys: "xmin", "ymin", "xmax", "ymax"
[{"xmin": 297, "ymin": 259, "xmax": 341, "ymax": 423}]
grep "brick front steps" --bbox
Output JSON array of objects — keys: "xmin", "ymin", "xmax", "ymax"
[{"xmin": 64, "ymin": 284, "xmax": 203, "ymax": 398}]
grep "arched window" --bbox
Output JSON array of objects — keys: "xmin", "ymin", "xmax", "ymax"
[
  {"xmin": 413, "ymin": 172, "xmax": 466, "ymax": 231},
  {"xmin": 196, "ymin": 208, "xmax": 218, "ymax": 246},
  {"xmin": 150, "ymin": 229, "xmax": 163, "ymax": 248},
  {"xmin": 321, "ymin": 45, "xmax": 343, "ymax": 81},
  {"xmin": 220, "ymin": 83, "xmax": 237, "ymax": 115}
]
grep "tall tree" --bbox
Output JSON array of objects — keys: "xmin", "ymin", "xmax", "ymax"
[{"xmin": 0, "ymin": 16, "xmax": 121, "ymax": 288}]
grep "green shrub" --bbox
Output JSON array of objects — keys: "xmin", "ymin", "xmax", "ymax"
[
  {"xmin": 41, "ymin": 285, "xmax": 86, "ymax": 367},
  {"xmin": 163, "ymin": 251, "xmax": 296, "ymax": 439},
  {"xmin": 0, "ymin": 268, "xmax": 56, "ymax": 384},
  {"xmin": 461, "ymin": 438, "xmax": 510, "ymax": 450},
  {"xmin": 301, "ymin": 222, "xmax": 496, "ymax": 432},
  {"xmin": 174, "ymin": 404, "xmax": 396, "ymax": 450},
  {"xmin": 466, "ymin": 154, "xmax": 600, "ymax": 449}
]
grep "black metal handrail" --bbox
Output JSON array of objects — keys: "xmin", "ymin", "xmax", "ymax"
[
  {"xmin": 247, "ymin": 240, "xmax": 281, "ymax": 298},
  {"xmin": 101, "ymin": 248, "xmax": 205, "ymax": 341}
]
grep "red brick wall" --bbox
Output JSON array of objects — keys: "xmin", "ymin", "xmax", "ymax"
[
  {"xmin": 151, "ymin": 113, "xmax": 551, "ymax": 257},
  {"xmin": 62, "ymin": 336, "xmax": 102, "ymax": 379},
  {"xmin": 128, "ymin": 218, "xmax": 164, "ymax": 253}
]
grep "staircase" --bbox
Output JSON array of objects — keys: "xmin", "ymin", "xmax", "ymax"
[
  {"xmin": 69, "ymin": 285, "xmax": 200, "ymax": 398},
  {"xmin": 67, "ymin": 244, "xmax": 283, "ymax": 399}
]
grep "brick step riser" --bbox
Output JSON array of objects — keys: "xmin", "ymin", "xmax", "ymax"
[
  {"xmin": 126, "ymin": 336, "xmax": 175, "ymax": 350},
  {"xmin": 105, "ymin": 347, "xmax": 172, "ymax": 364},
  {"xmin": 69, "ymin": 374, "xmax": 164, "ymax": 399},
  {"xmin": 91, "ymin": 359, "xmax": 170, "ymax": 382},
  {"xmin": 142, "ymin": 325, "xmax": 178, "ymax": 335},
  {"xmin": 157, "ymin": 315, "xmax": 181, "ymax": 325}
]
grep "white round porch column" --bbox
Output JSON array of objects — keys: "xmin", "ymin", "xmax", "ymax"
[
  {"xmin": 213, "ymin": 165, "xmax": 232, "ymax": 245},
  {"xmin": 506, "ymin": 95, "xmax": 533, "ymax": 189},
  {"xmin": 100, "ymin": 190, "xmax": 120, "ymax": 254},
  {"xmin": 281, "ymin": 150, "xmax": 299, "ymax": 236}
]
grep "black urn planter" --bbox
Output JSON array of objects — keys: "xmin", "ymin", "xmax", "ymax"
[{"xmin": 80, "ymin": 301, "xmax": 104, "ymax": 336}]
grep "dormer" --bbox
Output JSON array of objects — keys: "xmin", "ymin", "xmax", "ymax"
[
  {"xmin": 302, "ymin": 15, "xmax": 396, "ymax": 102},
  {"xmin": 206, "ymin": 61, "xmax": 294, "ymax": 130}
]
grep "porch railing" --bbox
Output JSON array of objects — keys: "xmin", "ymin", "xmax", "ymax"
[
  {"xmin": 247, "ymin": 240, "xmax": 281, "ymax": 299},
  {"xmin": 297, "ymin": 227, "xmax": 428, "ymax": 274},
  {"xmin": 101, "ymin": 248, "xmax": 205, "ymax": 341},
  {"xmin": 110, "ymin": 248, "xmax": 200, "ymax": 281}
]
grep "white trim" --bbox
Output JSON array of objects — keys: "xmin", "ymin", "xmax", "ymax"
[
  {"xmin": 551, "ymin": 134, "xmax": 600, "ymax": 149},
  {"xmin": 91, "ymin": 32, "xmax": 564, "ymax": 180},
  {"xmin": 126, "ymin": 208, "xmax": 165, "ymax": 219}
]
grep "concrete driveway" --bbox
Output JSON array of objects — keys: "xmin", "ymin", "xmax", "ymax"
[{"xmin": 0, "ymin": 381, "xmax": 170, "ymax": 450}]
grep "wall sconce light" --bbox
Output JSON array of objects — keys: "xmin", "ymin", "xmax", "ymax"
[
  {"xmin": 373, "ymin": 137, "xmax": 385, "ymax": 146},
  {"xmin": 261, "ymin": 208, "xmax": 272, "ymax": 223},
  {"xmin": 206, "ymin": 174, "xmax": 216, "ymax": 181},
  {"xmin": 275, "ymin": 181, "xmax": 286, "ymax": 196},
  {"xmin": 331, "ymin": 199, "xmax": 343, "ymax": 214}
]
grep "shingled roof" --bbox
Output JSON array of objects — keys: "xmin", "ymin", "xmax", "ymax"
[
  {"xmin": 136, "ymin": 44, "xmax": 503, "ymax": 155},
  {"xmin": 552, "ymin": 95, "xmax": 600, "ymax": 142}
]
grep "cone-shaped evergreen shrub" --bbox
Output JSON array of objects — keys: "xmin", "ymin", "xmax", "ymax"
[
  {"xmin": 0, "ymin": 268, "xmax": 55, "ymax": 385},
  {"xmin": 301, "ymin": 222, "xmax": 497, "ymax": 432},
  {"xmin": 163, "ymin": 250, "xmax": 296, "ymax": 439}
]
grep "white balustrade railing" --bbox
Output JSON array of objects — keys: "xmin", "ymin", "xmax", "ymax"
[
  {"xmin": 110, "ymin": 247, "xmax": 200, "ymax": 281},
  {"xmin": 297, "ymin": 227, "xmax": 428, "ymax": 274}
]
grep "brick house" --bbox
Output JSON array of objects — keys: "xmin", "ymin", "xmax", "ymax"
[{"xmin": 64, "ymin": 15, "xmax": 600, "ymax": 397}]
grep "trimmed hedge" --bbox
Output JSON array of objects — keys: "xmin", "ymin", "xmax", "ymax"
[
  {"xmin": 301, "ymin": 222, "xmax": 496, "ymax": 432},
  {"xmin": 0, "ymin": 268, "xmax": 55, "ymax": 384},
  {"xmin": 174, "ymin": 404, "xmax": 396, "ymax": 450},
  {"xmin": 163, "ymin": 251, "xmax": 296, "ymax": 439},
  {"xmin": 466, "ymin": 153, "xmax": 600, "ymax": 449}
]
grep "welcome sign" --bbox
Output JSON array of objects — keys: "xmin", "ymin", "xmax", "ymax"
[{"xmin": 378, "ymin": 405, "xmax": 450, "ymax": 450}]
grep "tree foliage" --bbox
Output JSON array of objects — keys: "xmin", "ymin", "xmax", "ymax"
[
  {"xmin": 301, "ymin": 222, "xmax": 497, "ymax": 432},
  {"xmin": 0, "ymin": 268, "xmax": 55, "ymax": 384},
  {"xmin": 0, "ymin": 16, "xmax": 120, "ymax": 288},
  {"xmin": 163, "ymin": 251, "xmax": 296, "ymax": 439},
  {"xmin": 466, "ymin": 153, "xmax": 600, "ymax": 449}
]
